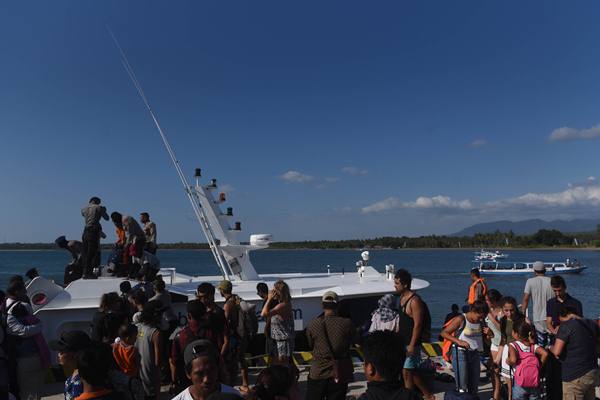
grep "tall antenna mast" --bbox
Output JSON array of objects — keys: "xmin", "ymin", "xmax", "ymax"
[{"xmin": 107, "ymin": 27, "xmax": 230, "ymax": 280}]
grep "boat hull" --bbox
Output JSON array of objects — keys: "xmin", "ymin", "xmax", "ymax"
[
  {"xmin": 480, "ymin": 266, "xmax": 587, "ymax": 276},
  {"xmin": 28, "ymin": 267, "xmax": 429, "ymax": 344}
]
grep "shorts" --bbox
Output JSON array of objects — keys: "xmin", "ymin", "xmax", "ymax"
[
  {"xmin": 270, "ymin": 339, "xmax": 294, "ymax": 358},
  {"xmin": 403, "ymin": 345, "xmax": 421, "ymax": 369},
  {"xmin": 500, "ymin": 345, "xmax": 510, "ymax": 378}
]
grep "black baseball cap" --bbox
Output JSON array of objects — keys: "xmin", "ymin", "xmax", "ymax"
[
  {"xmin": 49, "ymin": 330, "xmax": 92, "ymax": 352},
  {"xmin": 183, "ymin": 339, "xmax": 219, "ymax": 367}
]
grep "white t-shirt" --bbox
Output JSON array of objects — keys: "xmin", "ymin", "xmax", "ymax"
[
  {"xmin": 524, "ymin": 275, "xmax": 553, "ymax": 333},
  {"xmin": 171, "ymin": 385, "xmax": 240, "ymax": 400}
]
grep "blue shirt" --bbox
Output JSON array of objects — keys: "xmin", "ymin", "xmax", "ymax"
[{"xmin": 65, "ymin": 373, "xmax": 83, "ymax": 400}]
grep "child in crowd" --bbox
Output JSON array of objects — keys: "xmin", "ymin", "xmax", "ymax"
[
  {"xmin": 507, "ymin": 320, "xmax": 548, "ymax": 400},
  {"xmin": 499, "ymin": 296, "xmax": 528, "ymax": 400},
  {"xmin": 112, "ymin": 324, "xmax": 140, "ymax": 378}
]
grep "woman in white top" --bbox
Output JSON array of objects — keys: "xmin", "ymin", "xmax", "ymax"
[
  {"xmin": 369, "ymin": 294, "xmax": 399, "ymax": 332},
  {"xmin": 485, "ymin": 289, "xmax": 504, "ymax": 400},
  {"xmin": 441, "ymin": 300, "xmax": 491, "ymax": 396}
]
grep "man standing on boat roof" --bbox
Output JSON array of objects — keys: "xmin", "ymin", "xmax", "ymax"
[
  {"xmin": 80, "ymin": 197, "xmax": 108, "ymax": 279},
  {"xmin": 140, "ymin": 212, "xmax": 157, "ymax": 254}
]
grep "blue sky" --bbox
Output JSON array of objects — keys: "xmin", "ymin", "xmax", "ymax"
[{"xmin": 2, "ymin": 1, "xmax": 600, "ymax": 242}]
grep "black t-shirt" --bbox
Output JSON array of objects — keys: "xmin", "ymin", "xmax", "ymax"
[
  {"xmin": 556, "ymin": 318, "xmax": 599, "ymax": 381},
  {"xmin": 546, "ymin": 294, "xmax": 583, "ymax": 326}
]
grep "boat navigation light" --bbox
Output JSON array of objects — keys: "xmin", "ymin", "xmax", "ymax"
[
  {"xmin": 234, "ymin": 222, "xmax": 241, "ymax": 230},
  {"xmin": 209, "ymin": 178, "xmax": 217, "ymax": 187},
  {"xmin": 219, "ymin": 192, "xmax": 226, "ymax": 202},
  {"xmin": 226, "ymin": 207, "xmax": 233, "ymax": 216},
  {"xmin": 194, "ymin": 168, "xmax": 202, "ymax": 178}
]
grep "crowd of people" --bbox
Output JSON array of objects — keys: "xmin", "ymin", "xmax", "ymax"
[
  {"xmin": 440, "ymin": 262, "xmax": 599, "ymax": 400},
  {"xmin": 1, "ymin": 251, "xmax": 598, "ymax": 400},
  {"xmin": 56, "ymin": 197, "xmax": 159, "ymax": 285}
]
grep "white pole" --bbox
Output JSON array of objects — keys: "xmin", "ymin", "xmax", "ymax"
[{"xmin": 108, "ymin": 28, "xmax": 230, "ymax": 280}]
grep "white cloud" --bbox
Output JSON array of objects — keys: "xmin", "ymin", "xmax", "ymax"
[
  {"xmin": 469, "ymin": 139, "xmax": 487, "ymax": 148},
  {"xmin": 324, "ymin": 177, "xmax": 340, "ymax": 183},
  {"xmin": 361, "ymin": 197, "xmax": 402, "ymax": 213},
  {"xmin": 549, "ymin": 123, "xmax": 600, "ymax": 142},
  {"xmin": 361, "ymin": 195, "xmax": 472, "ymax": 214},
  {"xmin": 279, "ymin": 170, "xmax": 314, "ymax": 183},
  {"xmin": 341, "ymin": 166, "xmax": 368, "ymax": 176},
  {"xmin": 485, "ymin": 183, "xmax": 600, "ymax": 209}
]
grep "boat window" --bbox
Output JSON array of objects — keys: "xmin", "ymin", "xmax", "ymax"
[{"xmin": 515, "ymin": 263, "xmax": 527, "ymax": 270}]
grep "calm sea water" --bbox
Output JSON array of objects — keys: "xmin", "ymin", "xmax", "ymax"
[{"xmin": 1, "ymin": 249, "xmax": 599, "ymax": 327}]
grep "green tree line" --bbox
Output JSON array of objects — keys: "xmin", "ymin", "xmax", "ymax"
[{"xmin": 1, "ymin": 228, "xmax": 599, "ymax": 250}]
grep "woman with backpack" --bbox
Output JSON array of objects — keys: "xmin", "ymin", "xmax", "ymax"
[
  {"xmin": 441, "ymin": 299, "xmax": 490, "ymax": 396},
  {"xmin": 507, "ymin": 320, "xmax": 548, "ymax": 400}
]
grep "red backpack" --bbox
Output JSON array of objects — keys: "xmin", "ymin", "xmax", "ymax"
[{"xmin": 513, "ymin": 343, "xmax": 540, "ymax": 388}]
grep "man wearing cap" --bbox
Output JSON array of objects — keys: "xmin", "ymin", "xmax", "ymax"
[
  {"xmin": 49, "ymin": 331, "xmax": 93, "ymax": 400},
  {"xmin": 306, "ymin": 291, "xmax": 354, "ymax": 400},
  {"xmin": 217, "ymin": 280, "xmax": 249, "ymax": 389},
  {"xmin": 521, "ymin": 261, "xmax": 553, "ymax": 346},
  {"xmin": 171, "ymin": 340, "xmax": 239, "ymax": 400}
]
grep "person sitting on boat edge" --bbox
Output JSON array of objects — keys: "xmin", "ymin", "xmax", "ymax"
[
  {"xmin": 140, "ymin": 212, "xmax": 158, "ymax": 255},
  {"xmin": 358, "ymin": 330, "xmax": 420, "ymax": 400},
  {"xmin": 55, "ymin": 235, "xmax": 83, "ymax": 285}
]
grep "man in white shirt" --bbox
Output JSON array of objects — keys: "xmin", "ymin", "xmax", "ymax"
[
  {"xmin": 521, "ymin": 261, "xmax": 553, "ymax": 346},
  {"xmin": 171, "ymin": 340, "xmax": 240, "ymax": 400}
]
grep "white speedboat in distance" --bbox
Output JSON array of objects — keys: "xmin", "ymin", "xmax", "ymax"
[
  {"xmin": 474, "ymin": 249, "xmax": 509, "ymax": 261},
  {"xmin": 27, "ymin": 40, "xmax": 429, "ymax": 344},
  {"xmin": 473, "ymin": 259, "xmax": 587, "ymax": 275}
]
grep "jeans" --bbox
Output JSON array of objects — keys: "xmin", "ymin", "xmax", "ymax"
[
  {"xmin": 451, "ymin": 346, "xmax": 480, "ymax": 395},
  {"xmin": 513, "ymin": 384, "xmax": 541, "ymax": 400},
  {"xmin": 82, "ymin": 225, "xmax": 101, "ymax": 276}
]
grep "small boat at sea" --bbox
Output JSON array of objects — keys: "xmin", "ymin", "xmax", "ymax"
[
  {"xmin": 27, "ymin": 38, "xmax": 429, "ymax": 344},
  {"xmin": 474, "ymin": 249, "xmax": 509, "ymax": 261},
  {"xmin": 473, "ymin": 259, "xmax": 587, "ymax": 275}
]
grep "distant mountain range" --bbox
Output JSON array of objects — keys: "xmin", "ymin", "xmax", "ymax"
[{"xmin": 452, "ymin": 218, "xmax": 600, "ymax": 236}]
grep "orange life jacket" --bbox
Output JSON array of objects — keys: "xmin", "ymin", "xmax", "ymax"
[
  {"xmin": 468, "ymin": 278, "xmax": 488, "ymax": 304},
  {"xmin": 441, "ymin": 315, "xmax": 465, "ymax": 362}
]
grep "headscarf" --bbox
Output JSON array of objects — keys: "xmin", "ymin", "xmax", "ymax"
[{"xmin": 373, "ymin": 294, "xmax": 398, "ymax": 323}]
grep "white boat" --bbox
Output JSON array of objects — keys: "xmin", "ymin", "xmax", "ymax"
[
  {"xmin": 474, "ymin": 249, "xmax": 508, "ymax": 261},
  {"xmin": 473, "ymin": 260, "xmax": 587, "ymax": 275},
  {"xmin": 27, "ymin": 40, "xmax": 429, "ymax": 344}
]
